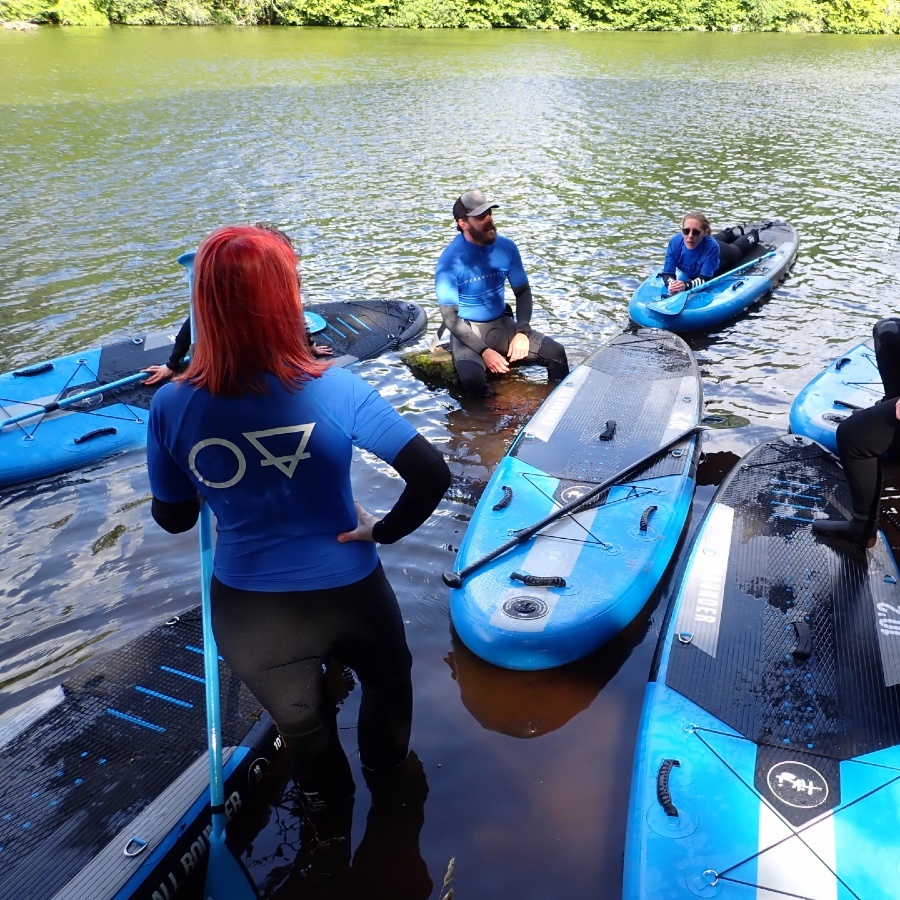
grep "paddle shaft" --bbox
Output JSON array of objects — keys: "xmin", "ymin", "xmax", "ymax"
[
  {"xmin": 184, "ymin": 253, "xmax": 257, "ymax": 898},
  {"xmin": 442, "ymin": 423, "xmax": 705, "ymax": 588},
  {"xmin": 1, "ymin": 371, "xmax": 150, "ymax": 430},
  {"xmin": 199, "ymin": 504, "xmax": 227, "ymax": 830},
  {"xmin": 653, "ymin": 250, "xmax": 777, "ymax": 314}
]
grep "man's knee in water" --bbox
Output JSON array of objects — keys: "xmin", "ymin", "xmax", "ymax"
[
  {"xmin": 539, "ymin": 337, "xmax": 569, "ymax": 382},
  {"xmin": 455, "ymin": 358, "xmax": 491, "ymax": 396}
]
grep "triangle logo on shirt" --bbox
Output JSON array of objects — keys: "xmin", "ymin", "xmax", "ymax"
[{"xmin": 243, "ymin": 423, "xmax": 316, "ymax": 478}]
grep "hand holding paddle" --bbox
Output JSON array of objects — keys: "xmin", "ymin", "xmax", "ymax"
[{"xmin": 442, "ymin": 424, "xmax": 705, "ymax": 589}]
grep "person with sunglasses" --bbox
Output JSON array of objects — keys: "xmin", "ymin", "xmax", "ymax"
[
  {"xmin": 661, "ymin": 212, "xmax": 760, "ymax": 296},
  {"xmin": 434, "ymin": 190, "xmax": 569, "ymax": 397}
]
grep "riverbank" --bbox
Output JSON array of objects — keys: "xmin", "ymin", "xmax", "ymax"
[{"xmin": 3, "ymin": 0, "xmax": 899, "ymax": 32}]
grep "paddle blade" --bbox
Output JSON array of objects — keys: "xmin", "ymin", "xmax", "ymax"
[
  {"xmin": 203, "ymin": 829, "xmax": 258, "ymax": 900},
  {"xmin": 646, "ymin": 290, "xmax": 688, "ymax": 316}
]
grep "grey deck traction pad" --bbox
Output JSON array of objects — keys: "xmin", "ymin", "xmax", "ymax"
[
  {"xmin": 665, "ymin": 436, "xmax": 900, "ymax": 828},
  {"xmin": 512, "ymin": 329, "xmax": 699, "ymax": 507},
  {"xmin": 0, "ymin": 610, "xmax": 264, "ymax": 898}
]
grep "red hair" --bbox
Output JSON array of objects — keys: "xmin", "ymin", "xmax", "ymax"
[{"xmin": 184, "ymin": 225, "xmax": 328, "ymax": 396}]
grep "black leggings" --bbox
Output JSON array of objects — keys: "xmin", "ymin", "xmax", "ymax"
[
  {"xmin": 835, "ymin": 399, "xmax": 900, "ymax": 526},
  {"xmin": 873, "ymin": 317, "xmax": 900, "ymax": 399},
  {"xmin": 714, "ymin": 230, "xmax": 755, "ymax": 275},
  {"xmin": 451, "ymin": 311, "xmax": 569, "ymax": 397},
  {"xmin": 829, "ymin": 318, "xmax": 900, "ymax": 528},
  {"xmin": 211, "ymin": 563, "xmax": 412, "ymax": 806}
]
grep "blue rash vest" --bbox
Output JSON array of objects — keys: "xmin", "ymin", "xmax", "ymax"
[
  {"xmin": 435, "ymin": 232, "xmax": 528, "ymax": 322},
  {"xmin": 662, "ymin": 233, "xmax": 720, "ymax": 282},
  {"xmin": 147, "ymin": 366, "xmax": 417, "ymax": 593}
]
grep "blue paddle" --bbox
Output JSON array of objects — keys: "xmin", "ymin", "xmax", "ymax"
[
  {"xmin": 1, "ymin": 371, "xmax": 149, "ymax": 430},
  {"xmin": 197, "ymin": 502, "xmax": 258, "ymax": 900},
  {"xmin": 180, "ymin": 253, "xmax": 259, "ymax": 900},
  {"xmin": 646, "ymin": 250, "xmax": 777, "ymax": 316}
]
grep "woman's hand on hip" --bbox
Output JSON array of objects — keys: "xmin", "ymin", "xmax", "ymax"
[{"xmin": 337, "ymin": 501, "xmax": 378, "ymax": 543}]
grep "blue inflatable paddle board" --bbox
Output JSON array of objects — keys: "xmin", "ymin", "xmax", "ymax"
[
  {"xmin": 0, "ymin": 256, "xmax": 427, "ymax": 488},
  {"xmin": 625, "ymin": 434, "xmax": 900, "ymax": 899},
  {"xmin": 446, "ymin": 329, "xmax": 703, "ymax": 670},
  {"xmin": 629, "ymin": 220, "xmax": 798, "ymax": 333},
  {"xmin": 0, "ymin": 610, "xmax": 281, "ymax": 899},
  {"xmin": 789, "ymin": 338, "xmax": 881, "ymax": 454}
]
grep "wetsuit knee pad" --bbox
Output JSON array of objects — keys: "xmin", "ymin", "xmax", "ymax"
[{"xmin": 873, "ymin": 318, "xmax": 900, "ymax": 350}]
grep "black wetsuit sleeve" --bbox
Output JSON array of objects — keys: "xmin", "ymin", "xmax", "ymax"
[
  {"xmin": 166, "ymin": 317, "xmax": 192, "ymax": 371},
  {"xmin": 151, "ymin": 494, "xmax": 201, "ymax": 534},
  {"xmin": 661, "ymin": 273, "xmax": 675, "ymax": 286},
  {"xmin": 440, "ymin": 305, "xmax": 489, "ymax": 355},
  {"xmin": 371, "ymin": 434, "xmax": 451, "ymax": 545},
  {"xmin": 686, "ymin": 276, "xmax": 708, "ymax": 289},
  {"xmin": 512, "ymin": 283, "xmax": 533, "ymax": 335}
]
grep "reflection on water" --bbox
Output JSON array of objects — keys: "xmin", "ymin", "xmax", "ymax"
[
  {"xmin": 446, "ymin": 615, "xmax": 646, "ymax": 739},
  {"xmin": 1, "ymin": 26, "xmax": 899, "ymax": 899}
]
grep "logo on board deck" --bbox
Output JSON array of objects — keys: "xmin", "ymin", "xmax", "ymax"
[
  {"xmin": 766, "ymin": 761, "xmax": 829, "ymax": 809},
  {"xmin": 188, "ymin": 424, "xmax": 315, "ymax": 489},
  {"xmin": 560, "ymin": 484, "xmax": 592, "ymax": 504}
]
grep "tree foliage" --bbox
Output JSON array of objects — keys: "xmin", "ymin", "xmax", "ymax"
[{"xmin": 2, "ymin": 0, "xmax": 898, "ymax": 32}]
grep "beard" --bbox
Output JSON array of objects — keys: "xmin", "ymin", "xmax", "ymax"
[{"xmin": 468, "ymin": 221, "xmax": 497, "ymax": 245}]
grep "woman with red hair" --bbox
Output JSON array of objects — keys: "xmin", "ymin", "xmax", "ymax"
[{"xmin": 147, "ymin": 225, "xmax": 450, "ymax": 833}]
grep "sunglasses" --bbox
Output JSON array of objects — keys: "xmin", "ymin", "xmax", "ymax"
[{"xmin": 682, "ymin": 227, "xmax": 703, "ymax": 237}]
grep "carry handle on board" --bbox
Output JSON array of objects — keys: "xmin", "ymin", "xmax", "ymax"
[
  {"xmin": 441, "ymin": 423, "xmax": 705, "ymax": 589},
  {"xmin": 646, "ymin": 250, "xmax": 777, "ymax": 316}
]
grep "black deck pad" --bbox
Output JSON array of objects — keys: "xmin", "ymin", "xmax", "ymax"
[
  {"xmin": 512, "ymin": 329, "xmax": 698, "ymax": 486},
  {"xmin": 0, "ymin": 610, "xmax": 264, "ymax": 899},
  {"xmin": 666, "ymin": 436, "xmax": 900, "ymax": 762}
]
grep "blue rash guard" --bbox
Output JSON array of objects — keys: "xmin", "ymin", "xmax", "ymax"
[
  {"xmin": 662, "ymin": 233, "xmax": 720, "ymax": 283},
  {"xmin": 147, "ymin": 366, "xmax": 417, "ymax": 593},
  {"xmin": 435, "ymin": 232, "xmax": 528, "ymax": 322}
]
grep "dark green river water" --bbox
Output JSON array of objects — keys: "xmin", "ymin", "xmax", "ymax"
[{"xmin": 1, "ymin": 25, "xmax": 899, "ymax": 899}]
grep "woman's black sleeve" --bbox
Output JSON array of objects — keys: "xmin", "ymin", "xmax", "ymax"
[
  {"xmin": 151, "ymin": 494, "xmax": 201, "ymax": 534},
  {"xmin": 371, "ymin": 434, "xmax": 451, "ymax": 545},
  {"xmin": 166, "ymin": 317, "xmax": 193, "ymax": 371}
]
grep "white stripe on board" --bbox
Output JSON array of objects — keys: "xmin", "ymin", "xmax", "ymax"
[
  {"xmin": 522, "ymin": 365, "xmax": 590, "ymax": 444},
  {"xmin": 672, "ymin": 503, "xmax": 733, "ymax": 658},
  {"xmin": 756, "ymin": 804, "xmax": 837, "ymax": 899},
  {"xmin": 660, "ymin": 374, "xmax": 701, "ymax": 444},
  {"xmin": 488, "ymin": 506, "xmax": 599, "ymax": 634}
]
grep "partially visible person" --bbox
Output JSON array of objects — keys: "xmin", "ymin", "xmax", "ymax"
[
  {"xmin": 146, "ymin": 226, "xmax": 451, "ymax": 835},
  {"xmin": 144, "ymin": 226, "xmax": 331, "ymax": 386},
  {"xmin": 873, "ymin": 316, "xmax": 900, "ymax": 400},
  {"xmin": 662, "ymin": 212, "xmax": 761, "ymax": 295},
  {"xmin": 434, "ymin": 190, "xmax": 569, "ymax": 397},
  {"xmin": 813, "ymin": 316, "xmax": 900, "ymax": 549}
]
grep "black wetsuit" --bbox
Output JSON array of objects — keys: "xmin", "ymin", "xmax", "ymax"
[
  {"xmin": 152, "ymin": 431, "xmax": 450, "ymax": 809},
  {"xmin": 830, "ymin": 318, "xmax": 900, "ymax": 531}
]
